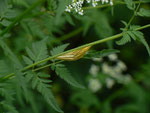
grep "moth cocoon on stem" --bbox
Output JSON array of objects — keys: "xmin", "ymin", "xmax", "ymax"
[{"xmin": 56, "ymin": 46, "xmax": 91, "ymax": 61}]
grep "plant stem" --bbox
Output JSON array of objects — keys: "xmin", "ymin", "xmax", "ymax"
[
  {"xmin": 126, "ymin": 1, "xmax": 141, "ymax": 28},
  {"xmin": 0, "ymin": 0, "xmax": 44, "ymax": 38},
  {"xmin": 51, "ymin": 27, "xmax": 83, "ymax": 44},
  {"xmin": 83, "ymin": 1, "xmax": 145, "ymax": 10},
  {"xmin": 1, "ymin": 24, "xmax": 150, "ymax": 81},
  {"xmin": 33, "ymin": 60, "xmax": 64, "ymax": 72}
]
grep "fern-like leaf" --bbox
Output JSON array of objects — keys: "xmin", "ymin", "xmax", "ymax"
[
  {"xmin": 26, "ymin": 72, "xmax": 63, "ymax": 113},
  {"xmin": 132, "ymin": 31, "xmax": 150, "ymax": 55},
  {"xmin": 116, "ymin": 32, "xmax": 131, "ymax": 45},
  {"xmin": 0, "ymin": 60, "xmax": 12, "ymax": 77},
  {"xmin": 54, "ymin": 64, "xmax": 85, "ymax": 89},
  {"xmin": 24, "ymin": 40, "xmax": 48, "ymax": 65},
  {"xmin": 50, "ymin": 43, "xmax": 70, "ymax": 56}
]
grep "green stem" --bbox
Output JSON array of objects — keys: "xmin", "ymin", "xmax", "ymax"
[
  {"xmin": 83, "ymin": 1, "xmax": 144, "ymax": 10},
  {"xmin": 33, "ymin": 60, "xmax": 64, "ymax": 72},
  {"xmin": 24, "ymin": 33, "xmax": 123, "ymax": 71},
  {"xmin": 126, "ymin": 1, "xmax": 141, "ymax": 28},
  {"xmin": 0, "ymin": 0, "xmax": 44, "ymax": 38},
  {"xmin": 1, "ymin": 24, "xmax": 150, "ymax": 81},
  {"xmin": 0, "ymin": 60, "xmax": 64, "ymax": 81},
  {"xmin": 51, "ymin": 27, "xmax": 83, "ymax": 44}
]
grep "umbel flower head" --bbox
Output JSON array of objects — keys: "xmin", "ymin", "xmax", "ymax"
[{"xmin": 65, "ymin": 0, "xmax": 113, "ymax": 15}]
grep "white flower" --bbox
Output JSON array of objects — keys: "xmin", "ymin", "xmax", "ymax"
[
  {"xmin": 88, "ymin": 78, "xmax": 102, "ymax": 92},
  {"xmin": 106, "ymin": 78, "xmax": 115, "ymax": 88},
  {"xmin": 89, "ymin": 64, "xmax": 99, "ymax": 76},
  {"xmin": 65, "ymin": 5, "xmax": 72, "ymax": 12},
  {"xmin": 92, "ymin": 57, "xmax": 103, "ymax": 62},
  {"xmin": 101, "ymin": 63, "xmax": 112, "ymax": 74},
  {"xmin": 116, "ymin": 60, "xmax": 127, "ymax": 71},
  {"xmin": 108, "ymin": 53, "xmax": 118, "ymax": 61},
  {"xmin": 65, "ymin": 0, "xmax": 114, "ymax": 15}
]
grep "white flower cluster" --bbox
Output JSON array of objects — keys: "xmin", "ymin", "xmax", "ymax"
[
  {"xmin": 88, "ymin": 53, "xmax": 132, "ymax": 93},
  {"xmin": 65, "ymin": 0, "xmax": 113, "ymax": 15}
]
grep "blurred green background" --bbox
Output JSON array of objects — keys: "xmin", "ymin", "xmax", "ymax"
[{"xmin": 0, "ymin": 0, "xmax": 150, "ymax": 113}]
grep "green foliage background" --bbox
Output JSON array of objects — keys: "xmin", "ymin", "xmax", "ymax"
[{"xmin": 0, "ymin": 0, "xmax": 150, "ymax": 113}]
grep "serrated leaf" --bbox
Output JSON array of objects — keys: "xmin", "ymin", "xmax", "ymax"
[
  {"xmin": 0, "ymin": 60, "xmax": 12, "ymax": 77},
  {"xmin": 50, "ymin": 43, "xmax": 70, "ymax": 56},
  {"xmin": 116, "ymin": 32, "xmax": 131, "ymax": 45},
  {"xmin": 0, "ymin": 19, "xmax": 11, "ymax": 27},
  {"xmin": 65, "ymin": 14, "xmax": 75, "ymax": 26},
  {"xmin": 22, "ymin": 55, "xmax": 33, "ymax": 65},
  {"xmin": 132, "ymin": 31, "xmax": 150, "ymax": 55},
  {"xmin": 32, "ymin": 41, "xmax": 48, "ymax": 62},
  {"xmin": 55, "ymin": 64, "xmax": 85, "ymax": 89},
  {"xmin": 40, "ymin": 86, "xmax": 63, "ymax": 113},
  {"xmin": 2, "ymin": 102, "xmax": 19, "ymax": 113},
  {"xmin": 84, "ymin": 49, "xmax": 120, "ymax": 59},
  {"xmin": 38, "ymin": 73, "xmax": 50, "ymax": 78},
  {"xmin": 13, "ymin": 0, "xmax": 29, "ymax": 8},
  {"xmin": 25, "ymin": 40, "xmax": 48, "ymax": 63},
  {"xmin": 28, "ymin": 72, "xmax": 63, "ymax": 112},
  {"xmin": 127, "ymin": 31, "xmax": 136, "ymax": 40},
  {"xmin": 25, "ymin": 71, "xmax": 33, "ymax": 82},
  {"xmin": 124, "ymin": 0, "xmax": 135, "ymax": 10},
  {"xmin": 0, "ymin": 40, "xmax": 23, "ymax": 69},
  {"xmin": 25, "ymin": 47, "xmax": 36, "ymax": 61},
  {"xmin": 137, "ymin": 8, "xmax": 150, "ymax": 17},
  {"xmin": 121, "ymin": 21, "xmax": 128, "ymax": 28}
]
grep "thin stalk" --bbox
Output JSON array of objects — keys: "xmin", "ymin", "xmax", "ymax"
[
  {"xmin": 0, "ymin": 60, "xmax": 64, "ymax": 81},
  {"xmin": 51, "ymin": 27, "xmax": 83, "ymax": 44},
  {"xmin": 83, "ymin": 1, "xmax": 145, "ymax": 10},
  {"xmin": 126, "ymin": 1, "xmax": 141, "ymax": 28},
  {"xmin": 1, "ymin": 24, "xmax": 150, "ymax": 81},
  {"xmin": 0, "ymin": 0, "xmax": 44, "ymax": 38},
  {"xmin": 33, "ymin": 60, "xmax": 64, "ymax": 72}
]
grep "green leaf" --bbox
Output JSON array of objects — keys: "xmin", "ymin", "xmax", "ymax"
[
  {"xmin": 132, "ymin": 31, "xmax": 150, "ymax": 55},
  {"xmin": 0, "ymin": 40, "xmax": 23, "ymax": 69},
  {"xmin": 116, "ymin": 32, "xmax": 131, "ymax": 45},
  {"xmin": 54, "ymin": 64, "xmax": 85, "ymax": 89},
  {"xmin": 121, "ymin": 21, "xmax": 128, "ymax": 28},
  {"xmin": 25, "ymin": 47, "xmax": 36, "ymax": 61},
  {"xmin": 25, "ymin": 40, "xmax": 48, "ymax": 63},
  {"xmin": 22, "ymin": 55, "xmax": 33, "ymax": 65},
  {"xmin": 0, "ymin": 0, "xmax": 11, "ymax": 17},
  {"xmin": 124, "ymin": 0, "xmax": 135, "ymax": 10},
  {"xmin": 12, "ymin": 0, "xmax": 29, "ymax": 8},
  {"xmin": 0, "ymin": 60, "xmax": 12, "ymax": 77},
  {"xmin": 1, "ymin": 101, "xmax": 19, "ymax": 113},
  {"xmin": 127, "ymin": 31, "xmax": 136, "ymax": 40},
  {"xmin": 84, "ymin": 49, "xmax": 120, "ymax": 59},
  {"xmin": 50, "ymin": 43, "xmax": 69, "ymax": 56},
  {"xmin": 26, "ymin": 72, "xmax": 63, "ymax": 112},
  {"xmin": 137, "ymin": 8, "xmax": 150, "ymax": 17},
  {"xmin": 32, "ymin": 41, "xmax": 48, "ymax": 62},
  {"xmin": 0, "ymin": 19, "xmax": 11, "ymax": 27},
  {"xmin": 65, "ymin": 14, "xmax": 75, "ymax": 26}
]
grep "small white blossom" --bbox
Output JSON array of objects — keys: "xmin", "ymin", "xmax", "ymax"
[
  {"xmin": 89, "ymin": 64, "xmax": 99, "ymax": 76},
  {"xmin": 101, "ymin": 63, "xmax": 112, "ymax": 74},
  {"xmin": 116, "ymin": 60, "xmax": 127, "ymax": 71},
  {"xmin": 106, "ymin": 78, "xmax": 115, "ymax": 88},
  {"xmin": 65, "ymin": 5, "xmax": 72, "ymax": 12},
  {"xmin": 65, "ymin": 0, "xmax": 114, "ymax": 15},
  {"xmin": 88, "ymin": 78, "xmax": 102, "ymax": 92},
  {"xmin": 92, "ymin": 57, "xmax": 103, "ymax": 62},
  {"xmin": 108, "ymin": 53, "xmax": 118, "ymax": 61}
]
